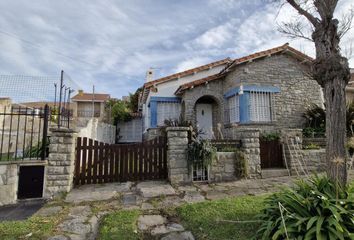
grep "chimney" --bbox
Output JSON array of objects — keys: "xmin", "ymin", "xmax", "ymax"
[
  {"xmin": 78, "ymin": 89, "xmax": 84, "ymax": 96},
  {"xmin": 145, "ymin": 68, "xmax": 154, "ymax": 82}
]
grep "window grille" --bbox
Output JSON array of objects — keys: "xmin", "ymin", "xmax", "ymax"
[
  {"xmin": 192, "ymin": 162, "xmax": 209, "ymax": 182},
  {"xmin": 157, "ymin": 102, "xmax": 181, "ymax": 126},
  {"xmin": 227, "ymin": 95, "xmax": 240, "ymax": 123},
  {"xmin": 249, "ymin": 91, "xmax": 272, "ymax": 122}
]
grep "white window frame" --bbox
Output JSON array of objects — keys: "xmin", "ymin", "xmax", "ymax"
[
  {"xmin": 249, "ymin": 91, "xmax": 274, "ymax": 122},
  {"xmin": 227, "ymin": 94, "xmax": 240, "ymax": 123},
  {"xmin": 156, "ymin": 101, "xmax": 181, "ymax": 126}
]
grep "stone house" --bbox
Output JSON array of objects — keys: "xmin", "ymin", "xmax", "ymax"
[{"xmin": 140, "ymin": 43, "xmax": 323, "ymax": 139}]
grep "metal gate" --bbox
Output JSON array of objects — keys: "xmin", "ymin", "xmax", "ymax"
[
  {"xmin": 74, "ymin": 136, "xmax": 167, "ymax": 186},
  {"xmin": 260, "ymin": 139, "xmax": 284, "ymax": 169}
]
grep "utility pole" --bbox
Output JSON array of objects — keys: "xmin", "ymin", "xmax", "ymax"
[
  {"xmin": 92, "ymin": 85, "xmax": 95, "ymax": 119},
  {"xmin": 58, "ymin": 70, "xmax": 64, "ymax": 128}
]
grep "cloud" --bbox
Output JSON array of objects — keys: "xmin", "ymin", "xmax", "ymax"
[{"xmin": 0, "ymin": 0, "xmax": 352, "ymax": 102}]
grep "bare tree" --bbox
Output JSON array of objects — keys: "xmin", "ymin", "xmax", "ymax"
[{"xmin": 278, "ymin": 0, "xmax": 353, "ymax": 186}]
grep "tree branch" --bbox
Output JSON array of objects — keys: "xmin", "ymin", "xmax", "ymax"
[
  {"xmin": 277, "ymin": 21, "xmax": 313, "ymax": 41},
  {"xmin": 338, "ymin": 6, "xmax": 354, "ymax": 39},
  {"xmin": 286, "ymin": 0, "xmax": 319, "ymax": 26}
]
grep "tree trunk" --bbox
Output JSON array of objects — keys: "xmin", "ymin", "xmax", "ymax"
[
  {"xmin": 324, "ymin": 76, "xmax": 347, "ymax": 186},
  {"xmin": 312, "ymin": 19, "xmax": 350, "ymax": 186}
]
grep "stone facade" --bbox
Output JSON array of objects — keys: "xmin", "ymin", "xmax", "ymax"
[
  {"xmin": 45, "ymin": 128, "xmax": 77, "ymax": 198},
  {"xmin": 166, "ymin": 127, "xmax": 190, "ymax": 185},
  {"xmin": 210, "ymin": 152, "xmax": 236, "ymax": 182},
  {"xmin": 179, "ymin": 54, "xmax": 323, "ymax": 134},
  {"xmin": 182, "ymin": 80, "xmax": 224, "ymax": 131},
  {"xmin": 143, "ymin": 128, "xmax": 164, "ymax": 141}
]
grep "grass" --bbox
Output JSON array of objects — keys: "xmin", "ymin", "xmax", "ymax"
[
  {"xmin": 0, "ymin": 216, "xmax": 58, "ymax": 240},
  {"xmin": 98, "ymin": 209, "xmax": 141, "ymax": 240},
  {"xmin": 177, "ymin": 195, "xmax": 267, "ymax": 240}
]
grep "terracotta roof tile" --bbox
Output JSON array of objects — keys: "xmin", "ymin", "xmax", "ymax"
[
  {"xmin": 221, "ymin": 43, "xmax": 313, "ymax": 73},
  {"xmin": 144, "ymin": 57, "xmax": 231, "ymax": 88},
  {"xmin": 71, "ymin": 93, "xmax": 110, "ymax": 102}
]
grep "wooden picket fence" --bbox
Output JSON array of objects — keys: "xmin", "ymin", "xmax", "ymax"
[{"xmin": 74, "ymin": 136, "xmax": 167, "ymax": 186}]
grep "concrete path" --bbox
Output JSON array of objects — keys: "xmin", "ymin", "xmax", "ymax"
[{"xmin": 0, "ymin": 199, "xmax": 45, "ymax": 221}]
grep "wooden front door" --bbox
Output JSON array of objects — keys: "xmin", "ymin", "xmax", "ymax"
[{"xmin": 260, "ymin": 139, "xmax": 284, "ymax": 169}]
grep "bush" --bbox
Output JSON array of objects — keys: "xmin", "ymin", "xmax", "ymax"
[{"xmin": 254, "ymin": 175, "xmax": 354, "ymax": 240}]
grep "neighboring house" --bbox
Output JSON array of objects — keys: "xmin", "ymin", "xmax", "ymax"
[
  {"xmin": 140, "ymin": 43, "xmax": 324, "ymax": 139},
  {"xmin": 71, "ymin": 90, "xmax": 110, "ymax": 123}
]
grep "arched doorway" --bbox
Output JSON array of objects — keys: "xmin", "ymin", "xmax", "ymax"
[{"xmin": 195, "ymin": 96, "xmax": 219, "ymax": 139}]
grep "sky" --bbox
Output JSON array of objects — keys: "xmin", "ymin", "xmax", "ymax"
[{"xmin": 0, "ymin": 0, "xmax": 353, "ymax": 101}]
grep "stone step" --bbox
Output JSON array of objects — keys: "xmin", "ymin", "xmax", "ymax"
[{"xmin": 261, "ymin": 169, "xmax": 290, "ymax": 179}]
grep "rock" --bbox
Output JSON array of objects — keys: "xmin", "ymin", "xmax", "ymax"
[
  {"xmin": 166, "ymin": 223, "xmax": 184, "ymax": 232},
  {"xmin": 35, "ymin": 206, "xmax": 62, "ymax": 217},
  {"xmin": 151, "ymin": 225, "xmax": 169, "ymax": 236},
  {"xmin": 68, "ymin": 206, "xmax": 91, "ymax": 219},
  {"xmin": 58, "ymin": 219, "xmax": 91, "ymax": 235},
  {"xmin": 122, "ymin": 194, "xmax": 137, "ymax": 206},
  {"xmin": 161, "ymin": 231, "xmax": 195, "ymax": 240},
  {"xmin": 65, "ymin": 182, "xmax": 132, "ymax": 203},
  {"xmin": 183, "ymin": 191, "xmax": 205, "ymax": 203},
  {"xmin": 141, "ymin": 202, "xmax": 154, "ymax": 210},
  {"xmin": 158, "ymin": 196, "xmax": 184, "ymax": 208},
  {"xmin": 47, "ymin": 235, "xmax": 69, "ymax": 240},
  {"xmin": 177, "ymin": 185, "xmax": 197, "ymax": 192},
  {"xmin": 136, "ymin": 181, "xmax": 176, "ymax": 198},
  {"xmin": 137, "ymin": 215, "xmax": 167, "ymax": 231}
]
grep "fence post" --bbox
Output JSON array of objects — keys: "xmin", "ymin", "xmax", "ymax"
[
  {"xmin": 41, "ymin": 105, "xmax": 49, "ymax": 160},
  {"xmin": 45, "ymin": 127, "xmax": 77, "ymax": 198},
  {"xmin": 166, "ymin": 127, "xmax": 191, "ymax": 185}
]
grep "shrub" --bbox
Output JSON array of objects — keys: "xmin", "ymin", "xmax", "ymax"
[
  {"xmin": 260, "ymin": 132, "xmax": 280, "ymax": 141},
  {"xmin": 254, "ymin": 175, "xmax": 354, "ymax": 240}
]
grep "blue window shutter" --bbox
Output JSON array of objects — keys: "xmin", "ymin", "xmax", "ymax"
[
  {"xmin": 239, "ymin": 92, "xmax": 250, "ymax": 123},
  {"xmin": 150, "ymin": 101, "xmax": 157, "ymax": 128}
]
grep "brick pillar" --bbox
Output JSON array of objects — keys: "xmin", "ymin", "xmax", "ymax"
[
  {"xmin": 230, "ymin": 128, "xmax": 261, "ymax": 178},
  {"xmin": 45, "ymin": 128, "xmax": 77, "ymax": 198},
  {"xmin": 166, "ymin": 127, "xmax": 191, "ymax": 185}
]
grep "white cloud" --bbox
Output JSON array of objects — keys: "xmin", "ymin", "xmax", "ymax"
[{"xmin": 174, "ymin": 57, "xmax": 213, "ymax": 73}]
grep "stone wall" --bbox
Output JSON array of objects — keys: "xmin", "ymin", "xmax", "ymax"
[
  {"xmin": 45, "ymin": 128, "xmax": 77, "ymax": 198},
  {"xmin": 166, "ymin": 127, "xmax": 190, "ymax": 185},
  {"xmin": 225, "ymin": 128, "xmax": 261, "ymax": 178},
  {"xmin": 210, "ymin": 152, "xmax": 236, "ymax": 182},
  {"xmin": 0, "ymin": 162, "xmax": 17, "ymax": 206},
  {"xmin": 281, "ymin": 129, "xmax": 326, "ymax": 175}
]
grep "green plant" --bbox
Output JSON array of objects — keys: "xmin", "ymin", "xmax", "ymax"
[
  {"xmin": 163, "ymin": 115, "xmax": 192, "ymax": 128},
  {"xmin": 219, "ymin": 146, "xmax": 239, "ymax": 152},
  {"xmin": 254, "ymin": 175, "xmax": 354, "ymax": 240},
  {"xmin": 303, "ymin": 143, "xmax": 321, "ymax": 150},
  {"xmin": 23, "ymin": 141, "xmax": 49, "ymax": 158},
  {"xmin": 303, "ymin": 103, "xmax": 354, "ymax": 137},
  {"xmin": 187, "ymin": 139, "xmax": 217, "ymax": 173},
  {"xmin": 107, "ymin": 99, "xmax": 132, "ymax": 124},
  {"xmin": 260, "ymin": 132, "xmax": 280, "ymax": 141}
]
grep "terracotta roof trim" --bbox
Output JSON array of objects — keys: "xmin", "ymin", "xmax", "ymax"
[
  {"xmin": 71, "ymin": 93, "xmax": 110, "ymax": 102},
  {"xmin": 144, "ymin": 57, "xmax": 231, "ymax": 88},
  {"xmin": 221, "ymin": 43, "xmax": 313, "ymax": 74},
  {"xmin": 175, "ymin": 73, "xmax": 225, "ymax": 95}
]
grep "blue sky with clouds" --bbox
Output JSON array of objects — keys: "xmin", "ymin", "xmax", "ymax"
[{"xmin": 0, "ymin": 0, "xmax": 353, "ymax": 101}]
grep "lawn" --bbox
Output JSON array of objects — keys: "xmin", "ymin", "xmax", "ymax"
[
  {"xmin": 0, "ymin": 216, "xmax": 58, "ymax": 240},
  {"xmin": 98, "ymin": 195, "xmax": 267, "ymax": 240},
  {"xmin": 177, "ymin": 195, "xmax": 267, "ymax": 240},
  {"xmin": 98, "ymin": 209, "xmax": 142, "ymax": 240}
]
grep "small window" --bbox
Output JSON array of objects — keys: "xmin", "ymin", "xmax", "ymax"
[
  {"xmin": 249, "ymin": 92, "xmax": 273, "ymax": 122},
  {"xmin": 227, "ymin": 94, "xmax": 240, "ymax": 123}
]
